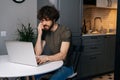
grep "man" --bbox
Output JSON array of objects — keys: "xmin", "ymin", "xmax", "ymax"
[{"xmin": 34, "ymin": 5, "xmax": 74, "ymax": 80}]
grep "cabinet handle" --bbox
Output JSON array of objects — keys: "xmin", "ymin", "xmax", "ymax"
[
  {"xmin": 90, "ymin": 47, "xmax": 98, "ymax": 49},
  {"xmin": 91, "ymin": 36, "xmax": 98, "ymax": 39},
  {"xmin": 90, "ymin": 56, "xmax": 96, "ymax": 60},
  {"xmin": 104, "ymin": 36, "xmax": 110, "ymax": 38}
]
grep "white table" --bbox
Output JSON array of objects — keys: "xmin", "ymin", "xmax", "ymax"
[{"xmin": 0, "ymin": 55, "xmax": 63, "ymax": 78}]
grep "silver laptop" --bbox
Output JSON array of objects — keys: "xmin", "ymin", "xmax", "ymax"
[{"xmin": 5, "ymin": 41, "xmax": 40, "ymax": 66}]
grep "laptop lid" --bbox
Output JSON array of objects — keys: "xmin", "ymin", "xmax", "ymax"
[{"xmin": 5, "ymin": 41, "xmax": 38, "ymax": 66}]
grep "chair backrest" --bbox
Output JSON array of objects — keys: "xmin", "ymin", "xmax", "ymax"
[
  {"xmin": 67, "ymin": 45, "xmax": 81, "ymax": 79},
  {"xmin": 71, "ymin": 45, "xmax": 81, "ymax": 72}
]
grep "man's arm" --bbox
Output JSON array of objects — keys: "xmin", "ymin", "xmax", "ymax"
[
  {"xmin": 34, "ymin": 23, "xmax": 45, "ymax": 56},
  {"xmin": 36, "ymin": 41, "xmax": 70, "ymax": 64},
  {"xmin": 48, "ymin": 42, "xmax": 70, "ymax": 61},
  {"xmin": 34, "ymin": 37, "xmax": 45, "ymax": 56}
]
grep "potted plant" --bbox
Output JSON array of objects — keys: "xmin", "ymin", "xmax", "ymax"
[{"xmin": 17, "ymin": 23, "xmax": 35, "ymax": 42}]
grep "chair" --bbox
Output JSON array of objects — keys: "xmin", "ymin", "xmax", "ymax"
[{"xmin": 67, "ymin": 45, "xmax": 81, "ymax": 80}]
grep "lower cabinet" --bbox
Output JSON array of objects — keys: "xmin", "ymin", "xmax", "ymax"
[
  {"xmin": 103, "ymin": 35, "xmax": 115, "ymax": 72},
  {"xmin": 77, "ymin": 35, "xmax": 115, "ymax": 79},
  {"xmin": 78, "ymin": 53, "xmax": 103, "ymax": 78}
]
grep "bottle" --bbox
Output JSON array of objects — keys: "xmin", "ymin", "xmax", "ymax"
[{"xmin": 82, "ymin": 19, "xmax": 87, "ymax": 34}]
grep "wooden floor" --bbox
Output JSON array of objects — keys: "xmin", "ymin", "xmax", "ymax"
[{"xmin": 91, "ymin": 73, "xmax": 114, "ymax": 80}]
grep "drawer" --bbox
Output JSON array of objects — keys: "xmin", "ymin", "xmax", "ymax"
[
  {"xmin": 81, "ymin": 51, "xmax": 102, "ymax": 56},
  {"xmin": 83, "ymin": 41, "xmax": 103, "ymax": 46},
  {"xmin": 80, "ymin": 53, "xmax": 102, "ymax": 63},
  {"xmin": 82, "ymin": 36, "xmax": 104, "ymax": 45},
  {"xmin": 83, "ymin": 44, "xmax": 103, "ymax": 52}
]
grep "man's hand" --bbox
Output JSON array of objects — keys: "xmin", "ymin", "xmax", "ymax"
[
  {"xmin": 36, "ymin": 55, "xmax": 49, "ymax": 64},
  {"xmin": 37, "ymin": 23, "xmax": 44, "ymax": 36}
]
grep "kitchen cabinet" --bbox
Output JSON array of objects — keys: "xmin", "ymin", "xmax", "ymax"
[
  {"xmin": 97, "ymin": 35, "xmax": 115, "ymax": 74},
  {"xmin": 84, "ymin": 0, "xmax": 96, "ymax": 5},
  {"xmin": 97, "ymin": 0, "xmax": 117, "ymax": 8},
  {"xmin": 103, "ymin": 35, "xmax": 115, "ymax": 72},
  {"xmin": 84, "ymin": 0, "xmax": 117, "ymax": 9},
  {"xmin": 77, "ymin": 35, "xmax": 115, "ymax": 78},
  {"xmin": 78, "ymin": 35, "xmax": 104, "ymax": 78}
]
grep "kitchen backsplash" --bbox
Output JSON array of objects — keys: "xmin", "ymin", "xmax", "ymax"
[{"xmin": 83, "ymin": 7, "xmax": 117, "ymax": 34}]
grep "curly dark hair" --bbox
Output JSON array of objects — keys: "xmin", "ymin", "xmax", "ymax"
[{"xmin": 37, "ymin": 5, "xmax": 60, "ymax": 22}]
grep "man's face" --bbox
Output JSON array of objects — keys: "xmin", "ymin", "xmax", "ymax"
[{"xmin": 40, "ymin": 18, "xmax": 54, "ymax": 31}]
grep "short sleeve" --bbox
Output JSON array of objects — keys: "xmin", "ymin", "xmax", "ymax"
[{"xmin": 61, "ymin": 27, "xmax": 72, "ymax": 42}]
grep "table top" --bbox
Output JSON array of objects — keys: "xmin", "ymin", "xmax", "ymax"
[{"xmin": 0, "ymin": 55, "xmax": 63, "ymax": 78}]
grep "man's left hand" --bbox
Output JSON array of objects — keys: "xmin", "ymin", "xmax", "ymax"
[{"xmin": 36, "ymin": 55, "xmax": 49, "ymax": 64}]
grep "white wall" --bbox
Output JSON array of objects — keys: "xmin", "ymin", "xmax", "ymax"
[{"xmin": 0, "ymin": 0, "xmax": 37, "ymax": 55}]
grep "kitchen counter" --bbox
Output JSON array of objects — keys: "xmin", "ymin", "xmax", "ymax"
[
  {"xmin": 82, "ymin": 33, "xmax": 116, "ymax": 36},
  {"xmin": 78, "ymin": 34, "xmax": 115, "ymax": 78}
]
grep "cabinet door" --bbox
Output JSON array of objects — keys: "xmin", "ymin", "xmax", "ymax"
[
  {"xmin": 96, "ymin": 0, "xmax": 117, "ymax": 8},
  {"xmin": 103, "ymin": 35, "xmax": 115, "ymax": 71},
  {"xmin": 78, "ymin": 55, "xmax": 98, "ymax": 78},
  {"xmin": 82, "ymin": 36, "xmax": 104, "ymax": 45},
  {"xmin": 59, "ymin": 0, "xmax": 82, "ymax": 36},
  {"xmin": 96, "ymin": 52, "xmax": 109, "ymax": 74}
]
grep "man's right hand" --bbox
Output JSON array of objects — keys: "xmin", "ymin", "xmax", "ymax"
[{"xmin": 37, "ymin": 22, "xmax": 44, "ymax": 36}]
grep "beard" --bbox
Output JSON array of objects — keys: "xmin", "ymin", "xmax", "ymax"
[{"xmin": 43, "ymin": 21, "xmax": 54, "ymax": 31}]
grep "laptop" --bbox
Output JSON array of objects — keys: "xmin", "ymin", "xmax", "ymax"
[{"xmin": 5, "ymin": 41, "xmax": 41, "ymax": 66}]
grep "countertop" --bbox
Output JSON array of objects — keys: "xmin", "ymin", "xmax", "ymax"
[{"xmin": 82, "ymin": 33, "xmax": 116, "ymax": 36}]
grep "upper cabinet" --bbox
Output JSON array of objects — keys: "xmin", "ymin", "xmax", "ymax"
[
  {"xmin": 84, "ymin": 0, "xmax": 117, "ymax": 9},
  {"xmin": 84, "ymin": 0, "xmax": 96, "ymax": 5},
  {"xmin": 96, "ymin": 0, "xmax": 117, "ymax": 8}
]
